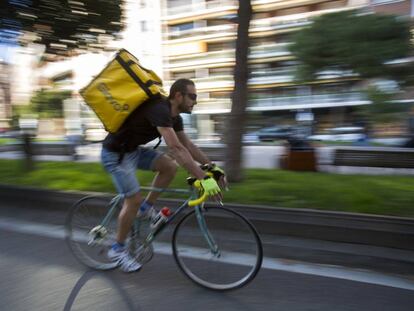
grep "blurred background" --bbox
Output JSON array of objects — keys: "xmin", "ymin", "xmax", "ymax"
[
  {"xmin": 2, "ymin": 4, "xmax": 414, "ymax": 308},
  {"xmin": 0, "ymin": 0, "xmax": 413, "ymax": 147}
]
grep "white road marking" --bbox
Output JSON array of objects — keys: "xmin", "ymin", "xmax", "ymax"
[{"xmin": 1, "ymin": 217, "xmax": 414, "ymax": 291}]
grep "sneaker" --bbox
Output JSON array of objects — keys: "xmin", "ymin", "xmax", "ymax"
[
  {"xmin": 137, "ymin": 207, "xmax": 157, "ymax": 222},
  {"xmin": 108, "ymin": 246, "xmax": 142, "ymax": 273}
]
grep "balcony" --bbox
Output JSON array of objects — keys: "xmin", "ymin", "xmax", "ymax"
[
  {"xmin": 191, "ymin": 92, "xmax": 369, "ymax": 115},
  {"xmin": 248, "ymin": 93, "xmax": 370, "ymax": 111},
  {"xmin": 166, "ymin": 49, "xmax": 235, "ymax": 71},
  {"xmin": 164, "ymin": 0, "xmax": 238, "ymax": 24},
  {"xmin": 249, "ymin": 67, "xmax": 296, "ymax": 85},
  {"xmin": 166, "ymin": 43, "xmax": 292, "ymax": 71},
  {"xmin": 168, "ymin": 24, "xmax": 237, "ymax": 41},
  {"xmin": 193, "ymin": 98, "xmax": 232, "ymax": 115},
  {"xmin": 250, "ymin": 7, "xmax": 359, "ymax": 36},
  {"xmin": 193, "ymin": 75, "xmax": 235, "ymax": 91},
  {"xmin": 166, "ymin": 75, "xmax": 234, "ymax": 91},
  {"xmin": 249, "ymin": 43, "xmax": 292, "ymax": 59}
]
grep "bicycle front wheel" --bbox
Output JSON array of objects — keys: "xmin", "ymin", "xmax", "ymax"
[
  {"xmin": 172, "ymin": 206, "xmax": 263, "ymax": 291},
  {"xmin": 65, "ymin": 195, "xmax": 119, "ymax": 270}
]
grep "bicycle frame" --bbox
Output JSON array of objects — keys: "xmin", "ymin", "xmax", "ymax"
[
  {"xmin": 67, "ymin": 184, "xmax": 263, "ymax": 290},
  {"xmin": 96, "ymin": 186, "xmax": 219, "ymax": 254}
]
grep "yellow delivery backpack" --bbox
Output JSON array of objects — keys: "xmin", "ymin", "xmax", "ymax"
[{"xmin": 80, "ymin": 49, "xmax": 167, "ymax": 133}]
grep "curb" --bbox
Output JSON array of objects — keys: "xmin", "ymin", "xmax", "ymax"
[{"xmin": 1, "ymin": 184, "xmax": 413, "ymax": 251}]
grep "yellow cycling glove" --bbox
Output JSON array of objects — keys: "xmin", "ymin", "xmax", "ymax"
[
  {"xmin": 200, "ymin": 163, "xmax": 228, "ymax": 190},
  {"xmin": 194, "ymin": 176, "xmax": 221, "ymax": 196},
  {"xmin": 200, "ymin": 163, "xmax": 224, "ymax": 179}
]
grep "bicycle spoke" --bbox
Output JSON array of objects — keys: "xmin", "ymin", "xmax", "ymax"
[
  {"xmin": 66, "ymin": 196, "xmax": 120, "ymax": 270},
  {"xmin": 173, "ymin": 206, "xmax": 262, "ymax": 291}
]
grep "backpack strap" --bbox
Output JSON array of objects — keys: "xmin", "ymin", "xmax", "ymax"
[{"xmin": 153, "ymin": 136, "xmax": 162, "ymax": 149}]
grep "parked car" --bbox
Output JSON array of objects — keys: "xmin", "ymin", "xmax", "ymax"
[
  {"xmin": 242, "ymin": 131, "xmax": 260, "ymax": 143},
  {"xmin": 243, "ymin": 126, "xmax": 298, "ymax": 143},
  {"xmin": 307, "ymin": 126, "xmax": 365, "ymax": 142},
  {"xmin": 255, "ymin": 126, "xmax": 294, "ymax": 142}
]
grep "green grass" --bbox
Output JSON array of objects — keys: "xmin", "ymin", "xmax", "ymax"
[
  {"xmin": 0, "ymin": 159, "xmax": 413, "ymax": 217},
  {"xmin": 0, "ymin": 138, "xmax": 17, "ymax": 145},
  {"xmin": 0, "ymin": 138, "xmax": 62, "ymax": 145}
]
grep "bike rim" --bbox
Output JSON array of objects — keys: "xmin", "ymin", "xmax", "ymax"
[
  {"xmin": 172, "ymin": 207, "xmax": 263, "ymax": 291},
  {"xmin": 65, "ymin": 196, "xmax": 119, "ymax": 270}
]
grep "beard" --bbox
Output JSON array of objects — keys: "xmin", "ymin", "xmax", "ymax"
[{"xmin": 178, "ymin": 102, "xmax": 193, "ymax": 114}]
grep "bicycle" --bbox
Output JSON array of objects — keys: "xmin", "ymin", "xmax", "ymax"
[{"xmin": 65, "ymin": 180, "xmax": 263, "ymax": 291}]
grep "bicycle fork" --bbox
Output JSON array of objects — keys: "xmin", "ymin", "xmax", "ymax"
[{"xmin": 194, "ymin": 205, "xmax": 220, "ymax": 257}]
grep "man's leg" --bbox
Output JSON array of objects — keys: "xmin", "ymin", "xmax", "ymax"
[
  {"xmin": 145, "ymin": 154, "xmax": 178, "ymax": 205},
  {"xmin": 117, "ymin": 192, "xmax": 143, "ymax": 243},
  {"xmin": 109, "ymin": 190, "xmax": 143, "ymax": 272},
  {"xmin": 102, "ymin": 147, "xmax": 143, "ymax": 272}
]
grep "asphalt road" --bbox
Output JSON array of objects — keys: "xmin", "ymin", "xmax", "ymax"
[{"xmin": 1, "ymin": 203, "xmax": 414, "ymax": 311}]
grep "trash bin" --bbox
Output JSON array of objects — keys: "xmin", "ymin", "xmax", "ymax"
[{"xmin": 280, "ymin": 138, "xmax": 317, "ymax": 171}]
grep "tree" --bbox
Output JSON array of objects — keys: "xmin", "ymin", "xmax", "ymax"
[
  {"xmin": 289, "ymin": 10, "xmax": 411, "ymax": 83},
  {"xmin": 29, "ymin": 89, "xmax": 72, "ymax": 118},
  {"xmin": 354, "ymin": 87, "xmax": 409, "ymax": 124},
  {"xmin": 0, "ymin": 0, "xmax": 124, "ymax": 56},
  {"xmin": 224, "ymin": 0, "xmax": 252, "ymax": 182}
]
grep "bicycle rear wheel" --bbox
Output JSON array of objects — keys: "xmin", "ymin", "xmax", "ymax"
[
  {"xmin": 172, "ymin": 206, "xmax": 263, "ymax": 291},
  {"xmin": 65, "ymin": 195, "xmax": 119, "ymax": 270}
]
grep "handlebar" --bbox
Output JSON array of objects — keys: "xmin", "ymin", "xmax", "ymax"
[
  {"xmin": 186, "ymin": 175, "xmax": 223, "ymax": 207},
  {"xmin": 188, "ymin": 192, "xmax": 209, "ymax": 207}
]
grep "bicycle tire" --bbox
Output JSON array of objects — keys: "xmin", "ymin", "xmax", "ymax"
[
  {"xmin": 172, "ymin": 206, "xmax": 263, "ymax": 291},
  {"xmin": 65, "ymin": 195, "xmax": 119, "ymax": 270}
]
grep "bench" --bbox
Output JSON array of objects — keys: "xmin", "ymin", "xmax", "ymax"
[
  {"xmin": 333, "ymin": 147, "xmax": 414, "ymax": 168},
  {"xmin": 0, "ymin": 141, "xmax": 78, "ymax": 160},
  {"xmin": 30, "ymin": 142, "xmax": 78, "ymax": 159}
]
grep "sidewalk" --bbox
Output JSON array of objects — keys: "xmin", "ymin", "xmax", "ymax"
[{"xmin": 1, "ymin": 184, "xmax": 413, "ymax": 276}]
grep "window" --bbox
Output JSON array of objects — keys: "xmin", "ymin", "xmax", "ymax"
[
  {"xmin": 207, "ymin": 42, "xmax": 234, "ymax": 52},
  {"xmin": 371, "ymin": 0, "xmax": 404, "ymax": 5},
  {"xmin": 172, "ymin": 71, "xmax": 196, "ymax": 79},
  {"xmin": 140, "ymin": 21, "xmax": 148, "ymax": 32},
  {"xmin": 174, "ymin": 22, "xmax": 194, "ymax": 31}
]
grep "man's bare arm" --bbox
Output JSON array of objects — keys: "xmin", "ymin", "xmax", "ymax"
[
  {"xmin": 176, "ymin": 130, "xmax": 228, "ymax": 190},
  {"xmin": 175, "ymin": 130, "xmax": 210, "ymax": 165},
  {"xmin": 157, "ymin": 127, "xmax": 206, "ymax": 179}
]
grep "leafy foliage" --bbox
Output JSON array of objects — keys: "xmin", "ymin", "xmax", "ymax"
[
  {"xmin": 354, "ymin": 87, "xmax": 409, "ymax": 123},
  {"xmin": 0, "ymin": 0, "xmax": 124, "ymax": 55},
  {"xmin": 289, "ymin": 11, "xmax": 411, "ymax": 82},
  {"xmin": 28, "ymin": 89, "xmax": 72, "ymax": 118}
]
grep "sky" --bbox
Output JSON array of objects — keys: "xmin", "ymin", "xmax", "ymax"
[{"xmin": 0, "ymin": 27, "xmax": 19, "ymax": 63}]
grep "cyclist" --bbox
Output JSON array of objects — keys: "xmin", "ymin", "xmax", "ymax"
[{"xmin": 101, "ymin": 78, "xmax": 227, "ymax": 272}]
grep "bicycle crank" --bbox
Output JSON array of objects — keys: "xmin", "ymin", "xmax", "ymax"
[{"xmin": 88, "ymin": 225, "xmax": 108, "ymax": 245}]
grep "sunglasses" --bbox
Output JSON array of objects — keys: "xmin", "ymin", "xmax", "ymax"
[{"xmin": 183, "ymin": 93, "xmax": 197, "ymax": 101}]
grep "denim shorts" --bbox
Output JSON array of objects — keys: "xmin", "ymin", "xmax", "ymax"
[{"xmin": 101, "ymin": 146, "xmax": 162, "ymax": 197}]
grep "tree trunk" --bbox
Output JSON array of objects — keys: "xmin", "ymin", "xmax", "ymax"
[
  {"xmin": 22, "ymin": 133, "xmax": 34, "ymax": 171},
  {"xmin": 224, "ymin": 0, "xmax": 252, "ymax": 182}
]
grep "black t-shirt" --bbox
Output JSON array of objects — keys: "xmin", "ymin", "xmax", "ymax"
[{"xmin": 103, "ymin": 98, "xmax": 183, "ymax": 152}]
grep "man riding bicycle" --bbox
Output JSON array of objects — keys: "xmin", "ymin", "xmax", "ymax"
[{"xmin": 101, "ymin": 78, "xmax": 227, "ymax": 272}]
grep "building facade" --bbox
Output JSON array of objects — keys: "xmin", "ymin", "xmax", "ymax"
[
  {"xmin": 161, "ymin": 0, "xmax": 411, "ymax": 139},
  {"xmin": 34, "ymin": 0, "xmax": 164, "ymax": 139}
]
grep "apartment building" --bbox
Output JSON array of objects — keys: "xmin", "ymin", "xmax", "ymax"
[
  {"xmin": 0, "ymin": 61, "xmax": 11, "ymax": 130},
  {"xmin": 369, "ymin": 0, "xmax": 413, "ymax": 16},
  {"xmin": 31, "ymin": 0, "xmax": 164, "ymax": 139},
  {"xmin": 162, "ymin": 0, "xmax": 411, "ymax": 139}
]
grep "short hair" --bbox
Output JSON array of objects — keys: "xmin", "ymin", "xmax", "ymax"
[{"xmin": 169, "ymin": 78, "xmax": 195, "ymax": 100}]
